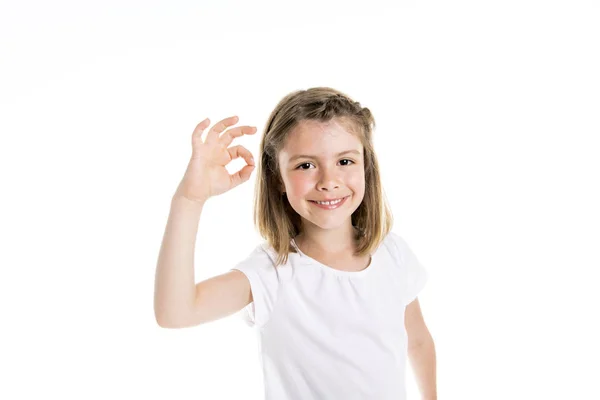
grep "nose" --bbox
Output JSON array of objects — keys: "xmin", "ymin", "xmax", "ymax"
[{"xmin": 317, "ymin": 167, "xmax": 340, "ymax": 191}]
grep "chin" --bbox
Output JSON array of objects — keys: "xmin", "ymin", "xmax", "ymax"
[
  {"xmin": 311, "ymin": 218, "xmax": 347, "ymax": 231},
  {"xmin": 304, "ymin": 205, "xmax": 360, "ymax": 231}
]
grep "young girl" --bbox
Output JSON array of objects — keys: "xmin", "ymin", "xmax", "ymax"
[{"xmin": 154, "ymin": 87, "xmax": 437, "ymax": 399}]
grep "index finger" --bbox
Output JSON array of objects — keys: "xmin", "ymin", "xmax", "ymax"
[{"xmin": 220, "ymin": 125, "xmax": 257, "ymax": 147}]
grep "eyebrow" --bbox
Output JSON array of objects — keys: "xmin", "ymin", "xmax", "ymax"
[{"xmin": 288, "ymin": 150, "xmax": 362, "ymax": 163}]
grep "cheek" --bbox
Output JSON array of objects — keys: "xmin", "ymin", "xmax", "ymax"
[
  {"xmin": 287, "ymin": 173, "xmax": 313, "ymax": 196},
  {"xmin": 348, "ymin": 170, "xmax": 366, "ymax": 195}
]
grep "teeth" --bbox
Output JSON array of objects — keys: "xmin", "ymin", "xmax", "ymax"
[{"xmin": 316, "ymin": 198, "xmax": 343, "ymax": 205}]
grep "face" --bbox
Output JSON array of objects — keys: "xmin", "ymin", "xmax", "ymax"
[{"xmin": 277, "ymin": 118, "xmax": 366, "ymax": 232}]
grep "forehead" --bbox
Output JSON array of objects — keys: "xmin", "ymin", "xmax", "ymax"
[{"xmin": 281, "ymin": 119, "xmax": 363, "ymax": 157}]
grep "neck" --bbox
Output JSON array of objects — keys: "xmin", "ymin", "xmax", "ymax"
[{"xmin": 295, "ymin": 221, "xmax": 357, "ymax": 255}]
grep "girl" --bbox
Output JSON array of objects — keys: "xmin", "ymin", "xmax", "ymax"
[{"xmin": 154, "ymin": 87, "xmax": 437, "ymax": 399}]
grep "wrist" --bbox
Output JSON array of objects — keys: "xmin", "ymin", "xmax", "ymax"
[{"xmin": 171, "ymin": 193, "xmax": 207, "ymax": 210}]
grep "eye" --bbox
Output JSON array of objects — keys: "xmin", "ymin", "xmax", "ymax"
[
  {"xmin": 339, "ymin": 159, "xmax": 354, "ymax": 166},
  {"xmin": 296, "ymin": 162, "xmax": 314, "ymax": 170}
]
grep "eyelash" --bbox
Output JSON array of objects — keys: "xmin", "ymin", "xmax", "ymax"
[{"xmin": 295, "ymin": 159, "xmax": 355, "ymax": 170}]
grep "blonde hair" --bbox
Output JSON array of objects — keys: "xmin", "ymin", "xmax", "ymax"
[{"xmin": 253, "ymin": 87, "xmax": 393, "ymax": 266}]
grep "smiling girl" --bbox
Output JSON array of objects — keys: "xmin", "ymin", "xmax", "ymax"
[{"xmin": 154, "ymin": 87, "xmax": 437, "ymax": 400}]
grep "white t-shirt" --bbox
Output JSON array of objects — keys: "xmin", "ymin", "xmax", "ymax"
[{"xmin": 230, "ymin": 231, "xmax": 428, "ymax": 400}]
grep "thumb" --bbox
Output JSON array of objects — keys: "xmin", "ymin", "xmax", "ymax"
[{"xmin": 229, "ymin": 164, "xmax": 255, "ymax": 188}]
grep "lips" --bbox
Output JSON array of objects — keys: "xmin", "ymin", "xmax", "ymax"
[
  {"xmin": 309, "ymin": 196, "xmax": 349, "ymax": 209},
  {"xmin": 310, "ymin": 196, "xmax": 347, "ymax": 204}
]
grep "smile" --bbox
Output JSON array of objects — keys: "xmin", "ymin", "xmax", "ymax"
[{"xmin": 309, "ymin": 196, "xmax": 349, "ymax": 209}]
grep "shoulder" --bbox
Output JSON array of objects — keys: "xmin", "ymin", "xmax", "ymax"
[
  {"xmin": 389, "ymin": 230, "xmax": 420, "ymax": 252},
  {"xmin": 384, "ymin": 230, "xmax": 407, "ymax": 247},
  {"xmin": 381, "ymin": 231, "xmax": 420, "ymax": 267},
  {"xmin": 233, "ymin": 242, "xmax": 276, "ymax": 272},
  {"xmin": 232, "ymin": 241, "xmax": 294, "ymax": 282},
  {"xmin": 230, "ymin": 242, "xmax": 294, "ymax": 328},
  {"xmin": 380, "ymin": 231, "xmax": 405, "ymax": 257}
]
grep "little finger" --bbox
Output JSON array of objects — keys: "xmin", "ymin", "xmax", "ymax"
[{"xmin": 191, "ymin": 118, "xmax": 211, "ymax": 143}]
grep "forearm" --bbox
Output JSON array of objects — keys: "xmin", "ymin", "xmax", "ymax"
[
  {"xmin": 154, "ymin": 195, "xmax": 206, "ymax": 327},
  {"xmin": 408, "ymin": 337, "xmax": 437, "ymax": 400}
]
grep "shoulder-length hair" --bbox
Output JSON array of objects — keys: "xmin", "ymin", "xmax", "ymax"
[{"xmin": 254, "ymin": 87, "xmax": 393, "ymax": 266}]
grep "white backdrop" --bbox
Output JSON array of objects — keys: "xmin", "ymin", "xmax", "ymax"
[{"xmin": 1, "ymin": 0, "xmax": 599, "ymax": 399}]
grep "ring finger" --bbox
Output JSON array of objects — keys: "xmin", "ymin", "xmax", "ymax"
[
  {"xmin": 220, "ymin": 125, "xmax": 257, "ymax": 147},
  {"xmin": 205, "ymin": 115, "xmax": 239, "ymax": 144}
]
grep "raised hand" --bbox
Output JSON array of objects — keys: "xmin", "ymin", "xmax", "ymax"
[{"xmin": 174, "ymin": 116, "xmax": 257, "ymax": 203}]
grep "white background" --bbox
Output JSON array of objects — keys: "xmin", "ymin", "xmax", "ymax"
[{"xmin": 1, "ymin": 0, "xmax": 599, "ymax": 398}]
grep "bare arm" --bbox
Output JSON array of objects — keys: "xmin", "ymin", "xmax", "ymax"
[
  {"xmin": 405, "ymin": 298, "xmax": 437, "ymax": 399},
  {"xmin": 153, "ymin": 116, "xmax": 257, "ymax": 328},
  {"xmin": 408, "ymin": 337, "xmax": 437, "ymax": 400},
  {"xmin": 153, "ymin": 195, "xmax": 205, "ymax": 328}
]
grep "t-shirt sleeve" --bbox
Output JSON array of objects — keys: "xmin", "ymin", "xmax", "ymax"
[
  {"xmin": 229, "ymin": 244, "xmax": 280, "ymax": 329},
  {"xmin": 389, "ymin": 232, "xmax": 429, "ymax": 306}
]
